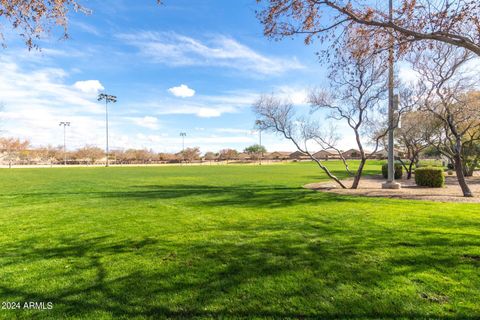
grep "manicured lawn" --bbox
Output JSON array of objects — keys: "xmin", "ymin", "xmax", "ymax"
[{"xmin": 0, "ymin": 161, "xmax": 479, "ymax": 319}]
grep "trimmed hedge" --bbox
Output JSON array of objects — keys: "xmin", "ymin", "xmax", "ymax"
[
  {"xmin": 417, "ymin": 160, "xmax": 444, "ymax": 168},
  {"xmin": 415, "ymin": 167, "xmax": 445, "ymax": 188},
  {"xmin": 382, "ymin": 163, "xmax": 403, "ymax": 179}
]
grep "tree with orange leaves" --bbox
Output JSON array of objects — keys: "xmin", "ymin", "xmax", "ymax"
[
  {"xmin": 0, "ymin": 0, "xmax": 162, "ymax": 49},
  {"xmin": 256, "ymin": 0, "xmax": 480, "ymax": 57},
  {"xmin": 0, "ymin": 0, "xmax": 89, "ymax": 49},
  {"xmin": 0, "ymin": 137, "xmax": 30, "ymax": 168}
]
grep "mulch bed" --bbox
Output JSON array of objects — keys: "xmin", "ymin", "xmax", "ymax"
[{"xmin": 304, "ymin": 173, "xmax": 480, "ymax": 203}]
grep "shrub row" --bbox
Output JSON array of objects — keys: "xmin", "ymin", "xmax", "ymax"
[
  {"xmin": 382, "ymin": 163, "xmax": 403, "ymax": 179},
  {"xmin": 415, "ymin": 167, "xmax": 445, "ymax": 188},
  {"xmin": 416, "ymin": 160, "xmax": 444, "ymax": 168}
]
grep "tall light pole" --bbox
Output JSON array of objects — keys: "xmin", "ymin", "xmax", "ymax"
[
  {"xmin": 255, "ymin": 120, "xmax": 264, "ymax": 165},
  {"xmin": 180, "ymin": 132, "xmax": 186, "ymax": 162},
  {"xmin": 59, "ymin": 121, "xmax": 70, "ymax": 165},
  {"xmin": 98, "ymin": 93, "xmax": 117, "ymax": 167},
  {"xmin": 382, "ymin": 0, "xmax": 401, "ymax": 189},
  {"xmin": 180, "ymin": 132, "xmax": 186, "ymax": 151}
]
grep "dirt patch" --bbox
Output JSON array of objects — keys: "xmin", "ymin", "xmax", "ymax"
[{"xmin": 304, "ymin": 173, "xmax": 480, "ymax": 203}]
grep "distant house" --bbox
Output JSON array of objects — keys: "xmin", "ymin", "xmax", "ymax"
[
  {"xmin": 289, "ymin": 151, "xmax": 310, "ymax": 160},
  {"xmin": 203, "ymin": 152, "xmax": 219, "ymax": 162},
  {"xmin": 265, "ymin": 151, "xmax": 291, "ymax": 160},
  {"xmin": 313, "ymin": 149, "xmax": 338, "ymax": 160},
  {"xmin": 236, "ymin": 153, "xmax": 251, "ymax": 161},
  {"xmin": 341, "ymin": 149, "xmax": 362, "ymax": 159},
  {"xmin": 373, "ymin": 148, "xmax": 406, "ymax": 159}
]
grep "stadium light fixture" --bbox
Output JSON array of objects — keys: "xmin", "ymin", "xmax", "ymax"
[{"xmin": 98, "ymin": 93, "xmax": 117, "ymax": 167}]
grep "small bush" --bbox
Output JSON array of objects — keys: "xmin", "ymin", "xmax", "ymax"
[
  {"xmin": 382, "ymin": 163, "xmax": 403, "ymax": 179},
  {"xmin": 417, "ymin": 160, "xmax": 444, "ymax": 168},
  {"xmin": 415, "ymin": 167, "xmax": 445, "ymax": 188}
]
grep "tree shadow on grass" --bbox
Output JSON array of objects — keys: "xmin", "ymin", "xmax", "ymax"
[
  {"xmin": 5, "ymin": 184, "xmax": 365, "ymax": 209},
  {"xmin": 303, "ymin": 166, "xmax": 381, "ymax": 182},
  {"xmin": 110, "ymin": 184, "xmax": 365, "ymax": 209},
  {"xmin": 1, "ymin": 226, "xmax": 479, "ymax": 319}
]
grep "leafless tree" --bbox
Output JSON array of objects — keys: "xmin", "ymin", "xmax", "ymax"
[
  {"xmin": 409, "ymin": 42, "xmax": 480, "ymax": 197},
  {"xmin": 204, "ymin": 152, "xmax": 218, "ymax": 164},
  {"xmin": 73, "ymin": 145, "xmax": 104, "ymax": 165},
  {"xmin": 33, "ymin": 145, "xmax": 64, "ymax": 165},
  {"xmin": 0, "ymin": 137, "xmax": 30, "ymax": 168},
  {"xmin": 309, "ymin": 49, "xmax": 391, "ymax": 188},
  {"xmin": 179, "ymin": 147, "xmax": 201, "ymax": 163},
  {"xmin": 219, "ymin": 149, "xmax": 238, "ymax": 164},
  {"xmin": 395, "ymin": 111, "xmax": 433, "ymax": 179},
  {"xmin": 254, "ymin": 95, "xmax": 348, "ymax": 188},
  {"xmin": 158, "ymin": 153, "xmax": 178, "ymax": 163},
  {"xmin": 460, "ymin": 92, "xmax": 480, "ymax": 176},
  {"xmin": 122, "ymin": 149, "xmax": 156, "ymax": 164}
]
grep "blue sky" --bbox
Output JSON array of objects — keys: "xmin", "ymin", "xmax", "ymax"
[{"xmin": 0, "ymin": 0, "xmax": 371, "ymax": 153}]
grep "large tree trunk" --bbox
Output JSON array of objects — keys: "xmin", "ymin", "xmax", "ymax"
[
  {"xmin": 351, "ymin": 157, "xmax": 366, "ymax": 189},
  {"xmin": 454, "ymin": 154, "xmax": 473, "ymax": 197}
]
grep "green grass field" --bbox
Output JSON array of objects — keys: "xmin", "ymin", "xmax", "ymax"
[{"xmin": 0, "ymin": 161, "xmax": 479, "ymax": 319}]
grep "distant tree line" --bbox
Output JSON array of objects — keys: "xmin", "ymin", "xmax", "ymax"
[{"xmin": 0, "ymin": 141, "xmax": 280, "ymax": 166}]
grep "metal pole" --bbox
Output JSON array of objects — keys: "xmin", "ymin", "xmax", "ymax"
[
  {"xmin": 383, "ymin": 0, "xmax": 401, "ymax": 189},
  {"xmin": 388, "ymin": 0, "xmax": 394, "ymax": 182},
  {"xmin": 255, "ymin": 120, "xmax": 264, "ymax": 165},
  {"xmin": 59, "ymin": 122, "xmax": 70, "ymax": 166},
  {"xmin": 259, "ymin": 129, "xmax": 262, "ymax": 165},
  {"xmin": 180, "ymin": 132, "xmax": 186, "ymax": 162},
  {"xmin": 105, "ymin": 99, "xmax": 109, "ymax": 167},
  {"xmin": 64, "ymin": 125, "xmax": 67, "ymax": 165},
  {"xmin": 98, "ymin": 93, "xmax": 116, "ymax": 167}
]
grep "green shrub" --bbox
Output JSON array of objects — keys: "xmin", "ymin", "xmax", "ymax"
[
  {"xmin": 417, "ymin": 159, "xmax": 444, "ymax": 168},
  {"xmin": 382, "ymin": 163, "xmax": 403, "ymax": 179},
  {"xmin": 415, "ymin": 167, "xmax": 445, "ymax": 188}
]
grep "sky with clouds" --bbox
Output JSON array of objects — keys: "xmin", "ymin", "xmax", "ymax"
[{"xmin": 0, "ymin": 0, "xmax": 418, "ymax": 153}]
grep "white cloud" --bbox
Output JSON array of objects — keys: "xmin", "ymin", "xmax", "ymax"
[
  {"xmin": 196, "ymin": 108, "xmax": 222, "ymax": 118},
  {"xmin": 73, "ymin": 80, "xmax": 105, "ymax": 94},
  {"xmin": 130, "ymin": 116, "xmax": 160, "ymax": 130},
  {"xmin": 215, "ymin": 128, "xmax": 253, "ymax": 135},
  {"xmin": 398, "ymin": 58, "xmax": 480, "ymax": 86},
  {"xmin": 118, "ymin": 32, "xmax": 304, "ymax": 75},
  {"xmin": 168, "ymin": 84, "xmax": 195, "ymax": 98},
  {"xmin": 0, "ymin": 50, "xmax": 342, "ymax": 153},
  {"xmin": 0, "ymin": 55, "xmax": 330, "ymax": 153},
  {"xmin": 276, "ymin": 86, "xmax": 309, "ymax": 105},
  {"xmin": 138, "ymin": 90, "xmax": 255, "ymax": 118},
  {"xmin": 151, "ymin": 103, "xmax": 235, "ymax": 118},
  {"xmin": 70, "ymin": 20, "xmax": 101, "ymax": 36},
  {"xmin": 0, "ymin": 56, "xmax": 109, "ymax": 149}
]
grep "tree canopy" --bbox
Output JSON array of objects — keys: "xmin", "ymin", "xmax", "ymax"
[
  {"xmin": 0, "ymin": 0, "xmax": 162, "ymax": 49},
  {"xmin": 256, "ymin": 0, "xmax": 480, "ymax": 56}
]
